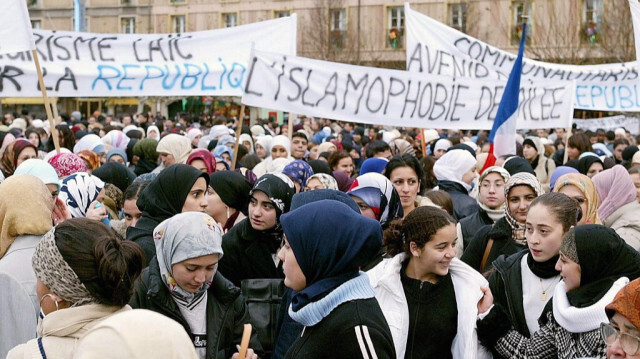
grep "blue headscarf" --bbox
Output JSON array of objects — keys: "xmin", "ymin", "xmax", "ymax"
[
  {"xmin": 212, "ymin": 145, "xmax": 233, "ymax": 162},
  {"xmin": 14, "ymin": 158, "xmax": 60, "ymax": 191},
  {"xmin": 550, "ymin": 166, "xmax": 579, "ymax": 191},
  {"xmin": 281, "ymin": 200, "xmax": 382, "ymax": 311},
  {"xmin": 106, "ymin": 148, "xmax": 128, "ymax": 164},
  {"xmin": 282, "ymin": 160, "xmax": 314, "ymax": 188},
  {"xmin": 358, "ymin": 158, "xmax": 389, "ymax": 175}
]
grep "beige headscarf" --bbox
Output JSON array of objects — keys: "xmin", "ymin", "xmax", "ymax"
[
  {"xmin": 0, "ymin": 174, "xmax": 53, "ymax": 258},
  {"xmin": 156, "ymin": 134, "xmax": 192, "ymax": 164}
]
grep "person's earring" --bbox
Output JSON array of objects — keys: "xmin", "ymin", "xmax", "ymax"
[{"xmin": 39, "ymin": 293, "xmax": 59, "ymax": 312}]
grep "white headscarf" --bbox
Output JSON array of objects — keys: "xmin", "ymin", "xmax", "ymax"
[
  {"xmin": 433, "ymin": 149, "xmax": 477, "ymax": 191},
  {"xmin": 156, "ymin": 134, "xmax": 192, "ymax": 164},
  {"xmin": 239, "ymin": 133, "xmax": 254, "ymax": 154},
  {"xmin": 270, "ymin": 135, "xmax": 291, "ymax": 157},
  {"xmin": 433, "ymin": 139, "xmax": 452, "ymax": 153},
  {"xmin": 73, "ymin": 134, "xmax": 105, "ymax": 154}
]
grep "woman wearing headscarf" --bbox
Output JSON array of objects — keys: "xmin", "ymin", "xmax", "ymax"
[
  {"xmin": 106, "ymin": 148, "xmax": 128, "ymax": 165},
  {"xmin": 146, "ymin": 125, "xmax": 160, "ymax": 140},
  {"xmin": 592, "ymin": 165, "xmax": 640, "ymax": 250},
  {"xmin": 279, "ymin": 200, "xmax": 395, "ymax": 359},
  {"xmin": 253, "ymin": 135, "xmax": 291, "ymax": 177},
  {"xmin": 486, "ymin": 193, "xmax": 579, "ymax": 348},
  {"xmin": 213, "ymin": 145, "xmax": 234, "ymax": 165},
  {"xmin": 207, "ymin": 171, "xmax": 252, "ymax": 232},
  {"xmin": 7, "ymin": 218, "xmax": 144, "ymax": 359},
  {"xmin": 553, "ymin": 173, "xmax": 602, "ymax": 225},
  {"xmin": 239, "ymin": 133, "xmax": 254, "ymax": 154},
  {"xmin": 187, "ymin": 149, "xmax": 217, "ymax": 175},
  {"xmin": 0, "ymin": 139, "xmax": 38, "ymax": 178},
  {"xmin": 133, "ymin": 138, "xmax": 159, "ymax": 176},
  {"xmin": 549, "ymin": 166, "xmax": 579, "ymax": 191},
  {"xmin": 601, "ymin": 278, "xmax": 640, "ymax": 359},
  {"xmin": 433, "ymin": 149, "xmax": 478, "ymax": 220},
  {"xmin": 130, "ymin": 212, "xmax": 262, "ymax": 359},
  {"xmin": 58, "ymin": 172, "xmax": 108, "ymax": 221},
  {"xmin": 0, "ymin": 175, "xmax": 53, "ymax": 358},
  {"xmin": 15, "ymin": 159, "xmax": 60, "ymax": 199},
  {"xmin": 92, "ymin": 162, "xmax": 137, "ymax": 217},
  {"xmin": 368, "ymin": 206, "xmax": 491, "ymax": 359},
  {"xmin": 126, "ymin": 164, "xmax": 209, "ymax": 264},
  {"xmin": 462, "ymin": 172, "xmax": 542, "ymax": 273},
  {"xmin": 156, "ymin": 134, "xmax": 192, "ymax": 168},
  {"xmin": 523, "ymin": 137, "xmax": 556, "ymax": 192},
  {"xmin": 77, "ymin": 149, "xmax": 101, "ymax": 173},
  {"xmin": 332, "ymin": 170, "xmax": 354, "ymax": 192},
  {"xmin": 74, "ymin": 309, "xmax": 198, "ymax": 359},
  {"xmin": 254, "ymin": 135, "xmax": 272, "ymax": 160},
  {"xmin": 576, "ymin": 154, "xmax": 604, "ymax": 178},
  {"xmin": 476, "ymin": 224, "xmax": 640, "ymax": 359},
  {"xmin": 458, "ymin": 166, "xmax": 510, "ymax": 256},
  {"xmin": 47, "ymin": 152, "xmax": 88, "ymax": 179},
  {"xmin": 304, "ymin": 173, "xmax": 339, "ymax": 191},
  {"xmin": 187, "ymin": 128, "xmax": 203, "ymax": 148},
  {"xmin": 218, "ymin": 173, "xmax": 296, "ymax": 287},
  {"xmin": 282, "ymin": 160, "xmax": 314, "ymax": 193},
  {"xmin": 73, "ymin": 134, "xmax": 106, "ymax": 162},
  {"xmin": 102, "ymin": 130, "xmax": 130, "ymax": 151}
]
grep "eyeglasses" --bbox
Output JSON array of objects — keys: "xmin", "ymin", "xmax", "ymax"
[{"xmin": 601, "ymin": 322, "xmax": 640, "ymax": 356}]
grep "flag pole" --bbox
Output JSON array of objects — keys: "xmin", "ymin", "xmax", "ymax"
[
  {"xmin": 231, "ymin": 104, "xmax": 245, "ymax": 170},
  {"xmin": 420, "ymin": 129, "xmax": 426, "ymax": 158},
  {"xmin": 288, "ymin": 112, "xmax": 294, "ymax": 140},
  {"xmin": 563, "ymin": 126, "xmax": 572, "ymax": 164},
  {"xmin": 32, "ymin": 50, "xmax": 61, "ymax": 154}
]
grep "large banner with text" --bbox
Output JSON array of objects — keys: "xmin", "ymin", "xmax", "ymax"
[
  {"xmin": 241, "ymin": 48, "xmax": 574, "ymax": 130},
  {"xmin": 406, "ymin": 4, "xmax": 640, "ymax": 112},
  {"xmin": 0, "ymin": 15, "xmax": 296, "ymax": 97}
]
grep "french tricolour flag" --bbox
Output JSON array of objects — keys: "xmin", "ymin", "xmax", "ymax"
[{"xmin": 481, "ymin": 24, "xmax": 527, "ymax": 174}]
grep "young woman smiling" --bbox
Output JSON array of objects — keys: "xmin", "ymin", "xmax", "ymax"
[
  {"xmin": 487, "ymin": 193, "xmax": 579, "ymax": 340},
  {"xmin": 462, "ymin": 172, "xmax": 542, "ymax": 273},
  {"xmin": 368, "ymin": 206, "xmax": 491, "ymax": 359}
]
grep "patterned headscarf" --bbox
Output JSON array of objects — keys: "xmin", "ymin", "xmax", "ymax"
[
  {"xmin": 250, "ymin": 173, "xmax": 296, "ymax": 219},
  {"xmin": 77, "ymin": 150, "xmax": 101, "ymax": 171},
  {"xmin": 0, "ymin": 139, "xmax": 37, "ymax": 177},
  {"xmin": 306, "ymin": 173, "xmax": 339, "ymax": 191},
  {"xmin": 47, "ymin": 153, "xmax": 88, "ymax": 178},
  {"xmin": 186, "ymin": 149, "xmax": 217, "ymax": 174},
  {"xmin": 102, "ymin": 130, "xmax": 130, "ymax": 151},
  {"xmin": 347, "ymin": 172, "xmax": 403, "ymax": 228},
  {"xmin": 153, "ymin": 212, "xmax": 224, "ymax": 308},
  {"xmin": 504, "ymin": 172, "xmax": 542, "ymax": 240},
  {"xmin": 32, "ymin": 228, "xmax": 94, "ymax": 306},
  {"xmin": 59, "ymin": 173, "xmax": 105, "ymax": 218},
  {"xmin": 282, "ymin": 160, "xmax": 314, "ymax": 188},
  {"xmin": 553, "ymin": 173, "xmax": 602, "ymax": 225}
]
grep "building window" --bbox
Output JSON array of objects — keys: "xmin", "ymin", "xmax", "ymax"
[
  {"xmin": 121, "ymin": 0, "xmax": 134, "ymax": 4},
  {"xmin": 330, "ymin": 8, "xmax": 346, "ymax": 50},
  {"xmin": 27, "ymin": 0, "xmax": 40, "ymax": 8},
  {"xmin": 223, "ymin": 13, "xmax": 238, "ymax": 28},
  {"xmin": 31, "ymin": 20, "xmax": 42, "ymax": 29},
  {"xmin": 583, "ymin": 0, "xmax": 603, "ymax": 44},
  {"xmin": 171, "ymin": 15, "xmax": 186, "ymax": 33},
  {"xmin": 170, "ymin": 0, "xmax": 186, "ymax": 3},
  {"xmin": 511, "ymin": 1, "xmax": 532, "ymax": 45},
  {"xmin": 121, "ymin": 17, "xmax": 135, "ymax": 33},
  {"xmin": 275, "ymin": 11, "xmax": 290, "ymax": 18},
  {"xmin": 449, "ymin": 4, "xmax": 466, "ymax": 33},
  {"xmin": 387, "ymin": 6, "xmax": 404, "ymax": 49}
]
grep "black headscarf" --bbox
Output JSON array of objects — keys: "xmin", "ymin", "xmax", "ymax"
[
  {"xmin": 576, "ymin": 156, "xmax": 603, "ymax": 176},
  {"xmin": 209, "ymin": 171, "xmax": 252, "ymax": 215},
  {"xmin": 281, "ymin": 200, "xmax": 381, "ymax": 311},
  {"xmin": 250, "ymin": 173, "xmax": 296, "ymax": 219},
  {"xmin": 503, "ymin": 156, "xmax": 535, "ymax": 176},
  {"xmin": 136, "ymin": 164, "xmax": 209, "ymax": 222},
  {"xmin": 92, "ymin": 162, "xmax": 137, "ymax": 193},
  {"xmin": 307, "ymin": 160, "xmax": 332, "ymax": 175},
  {"xmin": 565, "ymin": 224, "xmax": 640, "ymax": 308}
]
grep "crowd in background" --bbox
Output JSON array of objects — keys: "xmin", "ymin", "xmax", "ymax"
[{"xmin": 0, "ymin": 108, "xmax": 639, "ymax": 359}]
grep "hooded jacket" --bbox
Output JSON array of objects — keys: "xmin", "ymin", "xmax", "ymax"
[{"xmin": 130, "ymin": 259, "xmax": 262, "ymax": 359}]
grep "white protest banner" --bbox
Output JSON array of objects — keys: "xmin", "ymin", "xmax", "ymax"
[
  {"xmin": 0, "ymin": 0, "xmax": 36, "ymax": 55},
  {"xmin": 241, "ymin": 48, "xmax": 574, "ymax": 130},
  {"xmin": 574, "ymin": 115, "xmax": 640, "ymax": 134},
  {"xmin": 405, "ymin": 3, "xmax": 640, "ymax": 112},
  {"xmin": 0, "ymin": 15, "xmax": 296, "ymax": 97}
]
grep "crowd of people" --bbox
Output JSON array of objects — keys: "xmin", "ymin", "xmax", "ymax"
[{"xmin": 0, "ymin": 108, "xmax": 639, "ymax": 359}]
